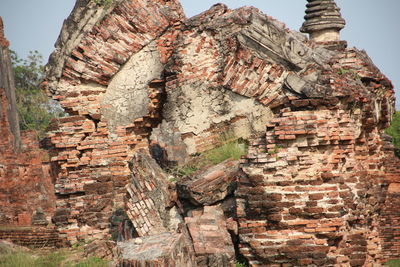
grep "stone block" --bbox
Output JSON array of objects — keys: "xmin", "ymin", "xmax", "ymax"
[
  {"xmin": 115, "ymin": 233, "xmax": 196, "ymax": 267},
  {"xmin": 177, "ymin": 159, "xmax": 242, "ymax": 206}
]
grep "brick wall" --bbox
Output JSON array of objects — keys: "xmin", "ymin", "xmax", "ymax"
[
  {"xmin": 380, "ymin": 140, "xmax": 400, "ymax": 262},
  {"xmin": 0, "ymin": 227, "xmax": 64, "ymax": 248},
  {"xmin": 235, "ymin": 45, "xmax": 398, "ymax": 265},
  {"xmin": 44, "ymin": 0, "xmax": 186, "ymax": 243},
  {"xmin": 0, "ymin": 17, "xmax": 56, "ymax": 227},
  {"xmin": 0, "ymin": 125, "xmax": 56, "ymax": 226}
]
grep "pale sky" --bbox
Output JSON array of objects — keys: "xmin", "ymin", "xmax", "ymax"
[{"xmin": 1, "ymin": 0, "xmax": 399, "ymax": 109}]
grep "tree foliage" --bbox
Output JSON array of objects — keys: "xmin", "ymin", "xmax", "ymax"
[
  {"xmin": 385, "ymin": 111, "xmax": 400, "ymax": 158},
  {"xmin": 11, "ymin": 50, "xmax": 64, "ymax": 138}
]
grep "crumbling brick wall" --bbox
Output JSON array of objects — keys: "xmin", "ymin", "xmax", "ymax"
[
  {"xmin": 0, "ymin": 17, "xmax": 56, "ymax": 227},
  {"xmin": 236, "ymin": 45, "xmax": 399, "ymax": 266},
  {"xmin": 27, "ymin": 0, "xmax": 400, "ymax": 265},
  {"xmin": 43, "ymin": 0, "xmax": 186, "ymax": 243}
]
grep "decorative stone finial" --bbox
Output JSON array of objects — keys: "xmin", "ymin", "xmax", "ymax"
[
  {"xmin": 0, "ymin": 17, "xmax": 10, "ymax": 48},
  {"xmin": 300, "ymin": 0, "xmax": 346, "ymax": 42}
]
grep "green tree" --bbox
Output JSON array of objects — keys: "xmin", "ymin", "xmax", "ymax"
[
  {"xmin": 385, "ymin": 111, "xmax": 400, "ymax": 158},
  {"xmin": 11, "ymin": 50, "xmax": 63, "ymax": 138}
]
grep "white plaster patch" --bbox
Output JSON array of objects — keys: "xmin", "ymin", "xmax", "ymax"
[{"xmin": 102, "ymin": 41, "xmax": 163, "ymax": 128}]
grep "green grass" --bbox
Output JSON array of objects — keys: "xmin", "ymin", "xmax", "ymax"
[
  {"xmin": 72, "ymin": 257, "xmax": 109, "ymax": 267},
  {"xmin": 204, "ymin": 140, "xmax": 247, "ymax": 165},
  {"xmin": 168, "ymin": 163, "xmax": 200, "ymax": 180},
  {"xmin": 174, "ymin": 164, "xmax": 200, "ymax": 177},
  {"xmin": 168, "ymin": 138, "xmax": 248, "ymax": 180},
  {"xmin": 0, "ymin": 249, "xmax": 108, "ymax": 267},
  {"xmin": 0, "ymin": 251, "xmax": 41, "ymax": 267},
  {"xmin": 386, "ymin": 259, "xmax": 400, "ymax": 267},
  {"xmin": 0, "ymin": 250, "xmax": 66, "ymax": 267}
]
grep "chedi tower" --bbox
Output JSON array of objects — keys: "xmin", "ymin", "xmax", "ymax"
[{"xmin": 300, "ymin": 0, "xmax": 346, "ymax": 42}]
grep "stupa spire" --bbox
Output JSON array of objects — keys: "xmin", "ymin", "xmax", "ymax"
[{"xmin": 300, "ymin": 0, "xmax": 346, "ymax": 42}]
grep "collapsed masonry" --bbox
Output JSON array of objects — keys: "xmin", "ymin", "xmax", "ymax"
[{"xmin": 0, "ymin": 0, "xmax": 400, "ymax": 266}]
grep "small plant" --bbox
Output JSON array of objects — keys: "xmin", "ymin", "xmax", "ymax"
[
  {"xmin": 235, "ymin": 261, "xmax": 248, "ymax": 267},
  {"xmin": 336, "ymin": 68, "xmax": 361, "ymax": 80},
  {"xmin": 268, "ymin": 144, "xmax": 283, "ymax": 155},
  {"xmin": 167, "ymin": 164, "xmax": 199, "ymax": 181},
  {"xmin": 176, "ymin": 165, "xmax": 199, "ymax": 177},
  {"xmin": 93, "ymin": 0, "xmax": 113, "ymax": 8}
]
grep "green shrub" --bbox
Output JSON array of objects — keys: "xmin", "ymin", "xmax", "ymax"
[{"xmin": 386, "ymin": 111, "xmax": 400, "ymax": 158}]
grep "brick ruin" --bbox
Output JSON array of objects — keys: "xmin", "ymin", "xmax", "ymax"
[
  {"xmin": 0, "ymin": 17, "xmax": 61, "ymax": 247},
  {"xmin": 0, "ymin": 0, "xmax": 400, "ymax": 266}
]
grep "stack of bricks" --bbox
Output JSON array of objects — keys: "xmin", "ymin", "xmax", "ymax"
[
  {"xmin": 0, "ymin": 129, "xmax": 56, "ymax": 226},
  {"xmin": 222, "ymin": 46, "xmax": 288, "ymax": 107},
  {"xmin": 83, "ymin": 240, "xmax": 115, "ymax": 260},
  {"xmin": 380, "ymin": 136, "xmax": 400, "ymax": 261},
  {"xmin": 185, "ymin": 206, "xmax": 236, "ymax": 266},
  {"xmin": 381, "ymin": 183, "xmax": 400, "ymax": 261},
  {"xmin": 125, "ymin": 152, "xmax": 176, "ymax": 237},
  {"xmin": 0, "ymin": 227, "xmax": 64, "ymax": 248}
]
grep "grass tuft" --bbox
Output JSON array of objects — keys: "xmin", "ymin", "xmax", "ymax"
[
  {"xmin": 204, "ymin": 140, "xmax": 247, "ymax": 165},
  {"xmin": 168, "ymin": 137, "xmax": 248, "ymax": 181}
]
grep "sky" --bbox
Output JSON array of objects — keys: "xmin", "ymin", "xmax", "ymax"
[{"xmin": 0, "ymin": 0, "xmax": 399, "ymax": 109}]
